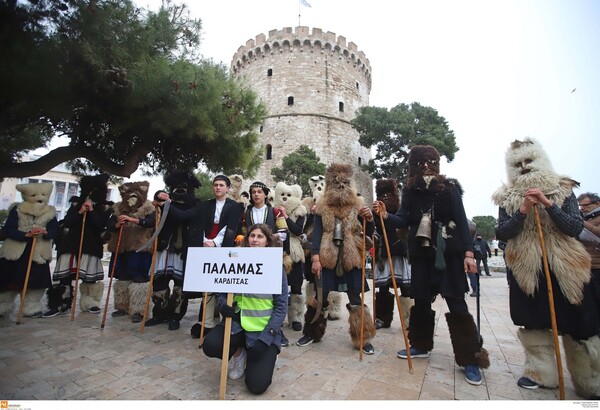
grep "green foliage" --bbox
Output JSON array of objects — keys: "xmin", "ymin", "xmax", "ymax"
[
  {"xmin": 472, "ymin": 215, "xmax": 497, "ymax": 240},
  {"xmin": 194, "ymin": 171, "xmax": 216, "ymax": 201},
  {"xmin": 352, "ymin": 102, "xmax": 458, "ymax": 185},
  {"xmin": 0, "ymin": 0, "xmax": 266, "ymax": 179},
  {"xmin": 0, "ymin": 209, "xmax": 7, "ymax": 226},
  {"xmin": 270, "ymin": 145, "xmax": 327, "ymax": 197}
]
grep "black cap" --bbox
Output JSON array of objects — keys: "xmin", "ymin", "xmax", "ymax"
[
  {"xmin": 249, "ymin": 181, "xmax": 270, "ymax": 196},
  {"xmin": 213, "ymin": 174, "xmax": 231, "ymax": 187}
]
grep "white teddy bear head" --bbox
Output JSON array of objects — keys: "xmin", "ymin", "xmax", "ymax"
[{"xmin": 273, "ymin": 181, "xmax": 305, "ymax": 217}]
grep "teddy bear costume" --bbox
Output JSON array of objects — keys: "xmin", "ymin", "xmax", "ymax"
[{"xmin": 0, "ymin": 182, "xmax": 59, "ymax": 317}]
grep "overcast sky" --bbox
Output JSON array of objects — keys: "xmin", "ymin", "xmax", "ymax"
[{"xmin": 132, "ymin": 0, "xmax": 599, "ymax": 219}]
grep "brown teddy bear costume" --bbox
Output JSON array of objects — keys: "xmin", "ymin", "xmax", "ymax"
[
  {"xmin": 0, "ymin": 183, "xmax": 59, "ymax": 318},
  {"xmin": 296, "ymin": 163, "xmax": 377, "ymax": 355}
]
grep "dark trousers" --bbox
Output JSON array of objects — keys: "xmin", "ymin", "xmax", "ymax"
[
  {"xmin": 202, "ymin": 324, "xmax": 278, "ymax": 395},
  {"xmin": 475, "ymin": 257, "xmax": 490, "ymax": 275}
]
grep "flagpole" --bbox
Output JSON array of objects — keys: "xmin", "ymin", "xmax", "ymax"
[{"xmin": 298, "ymin": 0, "xmax": 301, "ymax": 26}]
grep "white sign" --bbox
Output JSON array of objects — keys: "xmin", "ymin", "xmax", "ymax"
[{"xmin": 183, "ymin": 247, "xmax": 283, "ymax": 294}]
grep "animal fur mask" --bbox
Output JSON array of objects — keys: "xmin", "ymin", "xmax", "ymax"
[
  {"xmin": 504, "ymin": 138, "xmax": 556, "ymax": 189},
  {"xmin": 79, "ymin": 173, "xmax": 110, "ymax": 205},
  {"xmin": 164, "ymin": 170, "xmax": 200, "ymax": 204},
  {"xmin": 323, "ymin": 163, "xmax": 358, "ymax": 207},
  {"xmin": 118, "ymin": 181, "xmax": 149, "ymax": 213},
  {"xmin": 406, "ymin": 145, "xmax": 445, "ymax": 190},
  {"xmin": 375, "ymin": 178, "xmax": 400, "ymax": 214}
]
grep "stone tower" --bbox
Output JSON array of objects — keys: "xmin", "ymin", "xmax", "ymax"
[{"xmin": 230, "ymin": 26, "xmax": 373, "ymax": 203}]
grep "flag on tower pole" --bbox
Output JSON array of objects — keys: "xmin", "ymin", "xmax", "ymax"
[{"xmin": 301, "ymin": 0, "xmax": 311, "ymax": 7}]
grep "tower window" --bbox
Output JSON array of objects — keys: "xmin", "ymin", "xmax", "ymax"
[
  {"xmin": 267, "ymin": 68, "xmax": 273, "ymax": 77},
  {"xmin": 259, "ymin": 125, "xmax": 263, "ymax": 132},
  {"xmin": 266, "ymin": 144, "xmax": 273, "ymax": 160},
  {"xmin": 288, "ymin": 96, "xmax": 294, "ymax": 106},
  {"xmin": 339, "ymin": 102, "xmax": 344, "ymax": 112},
  {"xmin": 356, "ymin": 82, "xmax": 359, "ymax": 90},
  {"xmin": 358, "ymin": 157, "xmax": 362, "ymax": 165}
]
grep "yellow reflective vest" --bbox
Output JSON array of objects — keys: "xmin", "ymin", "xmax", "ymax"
[{"xmin": 233, "ymin": 293, "xmax": 274, "ymax": 332}]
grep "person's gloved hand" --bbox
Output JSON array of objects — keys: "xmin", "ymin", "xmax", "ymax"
[
  {"xmin": 219, "ymin": 301, "xmax": 237, "ymax": 318},
  {"xmin": 247, "ymin": 340, "xmax": 269, "ymax": 362}
]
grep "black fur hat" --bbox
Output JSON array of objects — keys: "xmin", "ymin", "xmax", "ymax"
[
  {"xmin": 375, "ymin": 178, "xmax": 400, "ymax": 214},
  {"xmin": 79, "ymin": 173, "xmax": 110, "ymax": 205},
  {"xmin": 164, "ymin": 170, "xmax": 201, "ymax": 204}
]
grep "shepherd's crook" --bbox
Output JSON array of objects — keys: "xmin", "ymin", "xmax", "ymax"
[
  {"xmin": 140, "ymin": 208, "xmax": 160, "ymax": 333},
  {"xmin": 371, "ymin": 232, "xmax": 377, "ymax": 326},
  {"xmin": 379, "ymin": 211, "xmax": 413, "ymax": 373},
  {"xmin": 218, "ymin": 293, "xmax": 234, "ymax": 399},
  {"xmin": 101, "ymin": 225, "xmax": 124, "ymax": 330},
  {"xmin": 70, "ymin": 210, "xmax": 87, "ymax": 321},
  {"xmin": 533, "ymin": 206, "xmax": 564, "ymax": 399},
  {"xmin": 16, "ymin": 236, "xmax": 38, "ymax": 324},
  {"xmin": 359, "ymin": 218, "xmax": 366, "ymax": 362}
]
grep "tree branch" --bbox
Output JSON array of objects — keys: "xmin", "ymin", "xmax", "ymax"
[{"xmin": 0, "ymin": 145, "xmax": 149, "ymax": 179}]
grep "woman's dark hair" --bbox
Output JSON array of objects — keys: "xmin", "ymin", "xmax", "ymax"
[{"xmin": 243, "ymin": 223, "xmax": 281, "ymax": 247}]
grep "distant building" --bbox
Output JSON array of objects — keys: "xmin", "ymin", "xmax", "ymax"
[
  {"xmin": 230, "ymin": 26, "xmax": 374, "ymax": 202},
  {"xmin": 0, "ymin": 155, "xmax": 119, "ymax": 221}
]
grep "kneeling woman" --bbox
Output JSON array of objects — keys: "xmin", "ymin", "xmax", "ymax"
[{"xmin": 202, "ymin": 223, "xmax": 288, "ymax": 395}]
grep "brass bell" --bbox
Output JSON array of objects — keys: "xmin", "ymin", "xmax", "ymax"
[
  {"xmin": 416, "ymin": 212, "xmax": 432, "ymax": 247},
  {"xmin": 333, "ymin": 217, "xmax": 344, "ymax": 246}
]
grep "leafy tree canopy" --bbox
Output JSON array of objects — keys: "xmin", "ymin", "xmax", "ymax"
[
  {"xmin": 472, "ymin": 215, "xmax": 497, "ymax": 240},
  {"xmin": 271, "ymin": 145, "xmax": 327, "ymax": 197},
  {"xmin": 352, "ymin": 102, "xmax": 458, "ymax": 185},
  {"xmin": 0, "ymin": 0, "xmax": 267, "ymax": 179}
]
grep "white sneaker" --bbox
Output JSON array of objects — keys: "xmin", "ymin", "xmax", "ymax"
[{"xmin": 228, "ymin": 348, "xmax": 246, "ymax": 380}]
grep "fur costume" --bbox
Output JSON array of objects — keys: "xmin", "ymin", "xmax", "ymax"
[
  {"xmin": 492, "ymin": 139, "xmax": 591, "ymax": 305},
  {"xmin": 446, "ymin": 312, "xmax": 490, "ymax": 368},
  {"xmin": 347, "ymin": 303, "xmax": 376, "ymax": 350},
  {"xmin": 106, "ymin": 182, "xmax": 155, "ymax": 254},
  {"xmin": 407, "ymin": 305, "xmax": 436, "ymax": 353},
  {"xmin": 563, "ymin": 334, "xmax": 600, "ymax": 399},
  {"xmin": 301, "ymin": 305, "xmax": 327, "ymax": 341},
  {"xmin": 226, "ymin": 174, "xmax": 249, "ymax": 211},
  {"xmin": 79, "ymin": 281, "xmax": 104, "ymax": 311},
  {"xmin": 315, "ymin": 163, "xmax": 365, "ymax": 272},
  {"xmin": 517, "ymin": 328, "xmax": 559, "ymax": 387},
  {"xmin": 0, "ymin": 183, "xmax": 56, "ymax": 264},
  {"xmin": 273, "ymin": 181, "xmax": 307, "ymax": 263}
]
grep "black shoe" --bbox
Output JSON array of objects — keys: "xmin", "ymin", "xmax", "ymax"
[
  {"xmin": 190, "ymin": 323, "xmax": 212, "ymax": 339},
  {"xmin": 88, "ymin": 306, "xmax": 101, "ymax": 314},
  {"xmin": 26, "ymin": 311, "xmax": 43, "ymax": 318},
  {"xmin": 111, "ymin": 309, "xmax": 127, "ymax": 317},
  {"xmin": 42, "ymin": 309, "xmax": 60, "ymax": 318},
  {"xmin": 362, "ymin": 343, "xmax": 375, "ymax": 355},
  {"xmin": 131, "ymin": 313, "xmax": 143, "ymax": 323},
  {"xmin": 470, "ymin": 292, "xmax": 479, "ymax": 297},
  {"xmin": 296, "ymin": 335, "xmax": 314, "ymax": 347},
  {"xmin": 327, "ymin": 314, "xmax": 340, "ymax": 321},
  {"xmin": 375, "ymin": 318, "xmax": 391, "ymax": 329},
  {"xmin": 485, "ymin": 273, "xmax": 492, "ymax": 276},
  {"xmin": 517, "ymin": 376, "xmax": 539, "ymax": 390},
  {"xmin": 168, "ymin": 319, "xmax": 180, "ymax": 330},
  {"xmin": 291, "ymin": 321, "xmax": 302, "ymax": 331},
  {"xmin": 145, "ymin": 317, "xmax": 167, "ymax": 327}
]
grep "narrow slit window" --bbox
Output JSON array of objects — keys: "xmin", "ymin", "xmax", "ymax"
[
  {"xmin": 288, "ymin": 96, "xmax": 294, "ymax": 106},
  {"xmin": 266, "ymin": 144, "xmax": 273, "ymax": 160}
]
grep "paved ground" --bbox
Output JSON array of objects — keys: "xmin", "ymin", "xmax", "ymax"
[{"xmin": 0, "ymin": 256, "xmax": 588, "ymax": 401}]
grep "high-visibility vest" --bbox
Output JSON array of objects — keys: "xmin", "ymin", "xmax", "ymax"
[{"xmin": 233, "ymin": 293, "xmax": 274, "ymax": 332}]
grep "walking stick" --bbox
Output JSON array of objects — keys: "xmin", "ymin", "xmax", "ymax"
[
  {"xmin": 199, "ymin": 291, "xmax": 209, "ymax": 348},
  {"xmin": 379, "ymin": 212, "xmax": 413, "ymax": 373},
  {"xmin": 16, "ymin": 236, "xmax": 38, "ymax": 325},
  {"xmin": 101, "ymin": 225, "xmax": 124, "ymax": 330},
  {"xmin": 219, "ymin": 293, "xmax": 234, "ymax": 399},
  {"xmin": 70, "ymin": 210, "xmax": 87, "ymax": 321},
  {"xmin": 359, "ymin": 218, "xmax": 366, "ymax": 362},
  {"xmin": 533, "ymin": 206, "xmax": 565, "ymax": 400},
  {"xmin": 371, "ymin": 232, "xmax": 377, "ymax": 327},
  {"xmin": 140, "ymin": 207, "xmax": 160, "ymax": 333}
]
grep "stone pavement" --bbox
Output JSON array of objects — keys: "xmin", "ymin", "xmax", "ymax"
[{"xmin": 0, "ymin": 256, "xmax": 587, "ymax": 401}]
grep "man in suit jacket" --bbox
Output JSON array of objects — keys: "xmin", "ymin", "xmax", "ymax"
[{"xmin": 188, "ymin": 175, "xmax": 244, "ymax": 338}]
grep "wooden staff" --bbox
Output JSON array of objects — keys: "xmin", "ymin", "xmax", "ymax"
[
  {"xmin": 140, "ymin": 207, "xmax": 160, "ymax": 334},
  {"xmin": 199, "ymin": 292, "xmax": 209, "ymax": 348},
  {"xmin": 219, "ymin": 293, "xmax": 234, "ymax": 399},
  {"xmin": 371, "ymin": 232, "xmax": 377, "ymax": 326},
  {"xmin": 101, "ymin": 225, "xmax": 124, "ymax": 330},
  {"xmin": 379, "ymin": 211, "xmax": 413, "ymax": 373},
  {"xmin": 16, "ymin": 236, "xmax": 38, "ymax": 325},
  {"xmin": 359, "ymin": 218, "xmax": 366, "ymax": 362},
  {"xmin": 70, "ymin": 210, "xmax": 88, "ymax": 320},
  {"xmin": 533, "ymin": 206, "xmax": 564, "ymax": 400}
]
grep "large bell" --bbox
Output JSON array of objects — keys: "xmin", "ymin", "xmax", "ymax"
[{"xmin": 416, "ymin": 212, "xmax": 432, "ymax": 247}]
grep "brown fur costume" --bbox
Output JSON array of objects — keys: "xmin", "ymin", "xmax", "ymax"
[
  {"xmin": 106, "ymin": 181, "xmax": 155, "ymax": 253},
  {"xmin": 315, "ymin": 163, "xmax": 364, "ymax": 272},
  {"xmin": 347, "ymin": 303, "xmax": 376, "ymax": 349}
]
